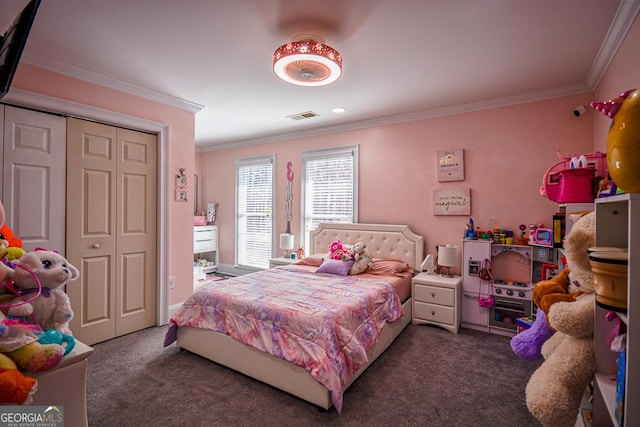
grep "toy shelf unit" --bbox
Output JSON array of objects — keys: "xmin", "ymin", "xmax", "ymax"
[
  {"xmin": 591, "ymin": 194, "xmax": 638, "ymax": 427},
  {"xmin": 530, "ymin": 244, "xmax": 559, "ymax": 284},
  {"xmin": 461, "ymin": 239, "xmax": 533, "ymax": 337},
  {"xmin": 558, "ymin": 202, "xmax": 594, "ymax": 236},
  {"xmin": 529, "ymin": 203, "xmax": 594, "ymax": 284},
  {"xmin": 194, "ymin": 225, "xmax": 218, "ymax": 284}
]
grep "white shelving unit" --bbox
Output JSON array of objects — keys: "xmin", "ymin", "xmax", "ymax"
[
  {"xmin": 194, "ymin": 225, "xmax": 218, "ymax": 273},
  {"xmin": 592, "ymin": 194, "xmax": 638, "ymax": 426}
]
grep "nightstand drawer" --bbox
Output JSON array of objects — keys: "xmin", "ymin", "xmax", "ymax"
[
  {"xmin": 414, "ymin": 301, "xmax": 455, "ymax": 325},
  {"xmin": 194, "ymin": 227, "xmax": 217, "ymax": 253},
  {"xmin": 414, "ymin": 284, "xmax": 455, "ymax": 306}
]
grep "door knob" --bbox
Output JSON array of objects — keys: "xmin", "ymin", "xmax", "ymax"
[{"xmin": 93, "ymin": 243, "xmax": 100, "ymax": 249}]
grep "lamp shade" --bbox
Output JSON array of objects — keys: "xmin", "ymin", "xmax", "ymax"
[
  {"xmin": 279, "ymin": 233, "xmax": 294, "ymax": 251},
  {"xmin": 273, "ymin": 37, "xmax": 342, "ymax": 87},
  {"xmin": 437, "ymin": 245, "xmax": 459, "ymax": 268}
]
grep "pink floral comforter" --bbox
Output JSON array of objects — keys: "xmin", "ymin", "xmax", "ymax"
[{"xmin": 164, "ymin": 266, "xmax": 403, "ymax": 412}]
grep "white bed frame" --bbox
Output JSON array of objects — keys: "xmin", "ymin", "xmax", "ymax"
[{"xmin": 177, "ymin": 223, "xmax": 424, "ymax": 410}]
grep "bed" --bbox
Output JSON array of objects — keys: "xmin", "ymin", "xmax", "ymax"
[{"xmin": 165, "ymin": 223, "xmax": 424, "ymax": 411}]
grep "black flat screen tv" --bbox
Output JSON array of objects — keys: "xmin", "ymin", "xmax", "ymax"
[{"xmin": 0, "ymin": 0, "xmax": 41, "ymax": 100}]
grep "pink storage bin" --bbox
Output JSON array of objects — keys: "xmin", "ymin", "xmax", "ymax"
[
  {"xmin": 194, "ymin": 216, "xmax": 207, "ymax": 226},
  {"xmin": 555, "ymin": 168, "xmax": 596, "ymax": 203}
]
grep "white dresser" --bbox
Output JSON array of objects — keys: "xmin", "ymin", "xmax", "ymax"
[{"xmin": 412, "ymin": 273, "xmax": 461, "ymax": 334}]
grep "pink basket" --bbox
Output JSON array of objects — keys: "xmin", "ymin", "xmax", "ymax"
[
  {"xmin": 193, "ymin": 216, "xmax": 207, "ymax": 226},
  {"xmin": 555, "ymin": 168, "xmax": 596, "ymax": 203},
  {"xmin": 541, "ymin": 151, "xmax": 606, "ymax": 202}
]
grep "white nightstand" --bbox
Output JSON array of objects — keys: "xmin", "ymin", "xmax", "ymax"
[
  {"xmin": 412, "ymin": 273, "xmax": 462, "ymax": 334},
  {"xmin": 269, "ymin": 256, "xmax": 297, "ymax": 268}
]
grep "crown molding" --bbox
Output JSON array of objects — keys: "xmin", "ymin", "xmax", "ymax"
[
  {"xmin": 586, "ymin": 0, "xmax": 640, "ymax": 89},
  {"xmin": 22, "ymin": 51, "xmax": 204, "ymax": 113}
]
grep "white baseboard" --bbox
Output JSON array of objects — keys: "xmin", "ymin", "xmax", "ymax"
[{"xmin": 169, "ymin": 303, "xmax": 183, "ymax": 319}]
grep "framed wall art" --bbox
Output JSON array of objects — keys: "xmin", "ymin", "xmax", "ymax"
[
  {"xmin": 175, "ymin": 168, "xmax": 188, "ymax": 202},
  {"xmin": 433, "ymin": 188, "xmax": 471, "ymax": 215},
  {"xmin": 437, "ymin": 149, "xmax": 465, "ymax": 182}
]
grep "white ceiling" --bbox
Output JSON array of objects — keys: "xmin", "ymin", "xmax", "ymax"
[{"xmin": 2, "ymin": 0, "xmax": 638, "ymax": 151}]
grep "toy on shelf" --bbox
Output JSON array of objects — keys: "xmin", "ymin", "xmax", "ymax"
[
  {"xmin": 539, "ymin": 150, "xmax": 607, "ymax": 203},
  {"xmin": 591, "ymin": 88, "xmax": 640, "ymax": 193}
]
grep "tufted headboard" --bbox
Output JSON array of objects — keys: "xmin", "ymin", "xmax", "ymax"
[{"xmin": 309, "ymin": 223, "xmax": 425, "ymax": 271}]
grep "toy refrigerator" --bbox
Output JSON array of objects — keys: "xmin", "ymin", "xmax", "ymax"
[{"xmin": 461, "ymin": 239, "xmax": 492, "ymax": 331}]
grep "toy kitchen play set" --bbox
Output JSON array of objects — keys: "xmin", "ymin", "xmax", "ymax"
[{"xmin": 462, "ymin": 239, "xmax": 533, "ymax": 336}]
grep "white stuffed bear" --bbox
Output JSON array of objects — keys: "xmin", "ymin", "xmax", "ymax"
[
  {"xmin": 349, "ymin": 242, "xmax": 373, "ymax": 275},
  {"xmin": 525, "ymin": 212, "xmax": 596, "ymax": 427},
  {"xmin": 5, "ymin": 250, "xmax": 79, "ymax": 335}
]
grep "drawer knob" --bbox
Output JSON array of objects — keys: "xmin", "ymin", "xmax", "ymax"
[
  {"xmin": 431, "ymin": 292, "xmax": 436, "ymax": 298},
  {"xmin": 431, "ymin": 310, "xmax": 436, "ymax": 316},
  {"xmin": 92, "ymin": 243, "xmax": 100, "ymax": 249}
]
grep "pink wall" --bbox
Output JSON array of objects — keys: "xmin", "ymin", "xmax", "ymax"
[
  {"xmin": 198, "ymin": 93, "xmax": 595, "ymax": 276},
  {"xmin": 593, "ymin": 13, "xmax": 640, "ymax": 151},
  {"xmin": 9, "ymin": 12, "xmax": 636, "ymax": 306},
  {"xmin": 12, "ymin": 64, "xmax": 196, "ymax": 306}
]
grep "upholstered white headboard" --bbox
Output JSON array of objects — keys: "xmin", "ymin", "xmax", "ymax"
[{"xmin": 309, "ymin": 223, "xmax": 425, "ymax": 271}]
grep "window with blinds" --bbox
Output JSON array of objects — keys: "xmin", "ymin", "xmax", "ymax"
[
  {"xmin": 301, "ymin": 145, "xmax": 358, "ymax": 251},
  {"xmin": 236, "ymin": 155, "xmax": 274, "ymax": 269}
]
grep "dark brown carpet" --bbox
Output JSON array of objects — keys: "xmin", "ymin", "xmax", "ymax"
[{"xmin": 87, "ymin": 324, "xmax": 541, "ymax": 426}]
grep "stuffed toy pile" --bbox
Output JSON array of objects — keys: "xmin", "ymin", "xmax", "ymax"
[
  {"xmin": 519, "ymin": 212, "xmax": 596, "ymax": 427},
  {"xmin": 327, "ymin": 240, "xmax": 374, "ymax": 275},
  {"xmin": 0, "ymin": 200, "xmax": 77, "ymax": 404}
]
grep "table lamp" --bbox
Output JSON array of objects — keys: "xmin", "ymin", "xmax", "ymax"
[
  {"xmin": 279, "ymin": 233, "xmax": 294, "ymax": 258},
  {"xmin": 437, "ymin": 244, "xmax": 458, "ymax": 278}
]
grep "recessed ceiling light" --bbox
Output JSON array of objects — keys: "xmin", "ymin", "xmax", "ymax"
[{"xmin": 331, "ymin": 107, "xmax": 346, "ymax": 113}]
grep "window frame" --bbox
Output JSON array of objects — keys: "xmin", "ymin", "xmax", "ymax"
[
  {"xmin": 300, "ymin": 145, "xmax": 359, "ymax": 252},
  {"xmin": 235, "ymin": 154, "xmax": 276, "ymax": 269}
]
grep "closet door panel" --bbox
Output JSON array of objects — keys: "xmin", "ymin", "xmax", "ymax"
[
  {"xmin": 66, "ymin": 118, "xmax": 118, "ymax": 345},
  {"xmin": 2, "ymin": 106, "xmax": 66, "ymax": 252},
  {"xmin": 116, "ymin": 128, "xmax": 157, "ymax": 336}
]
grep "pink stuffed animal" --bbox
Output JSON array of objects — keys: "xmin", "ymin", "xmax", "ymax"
[{"xmin": 328, "ymin": 240, "xmax": 351, "ymax": 261}]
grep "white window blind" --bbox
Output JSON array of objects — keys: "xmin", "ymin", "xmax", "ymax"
[
  {"xmin": 236, "ymin": 156, "xmax": 274, "ymax": 269},
  {"xmin": 301, "ymin": 146, "xmax": 358, "ymax": 251}
]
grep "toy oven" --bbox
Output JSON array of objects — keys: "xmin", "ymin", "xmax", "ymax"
[{"xmin": 489, "ymin": 296, "xmax": 532, "ymax": 331}]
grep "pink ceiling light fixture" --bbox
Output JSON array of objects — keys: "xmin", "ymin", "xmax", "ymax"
[{"xmin": 273, "ymin": 34, "xmax": 342, "ymax": 87}]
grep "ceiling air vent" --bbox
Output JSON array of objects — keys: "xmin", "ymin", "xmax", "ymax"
[{"xmin": 286, "ymin": 111, "xmax": 319, "ymax": 121}]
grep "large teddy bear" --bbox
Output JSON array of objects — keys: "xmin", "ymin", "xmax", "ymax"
[
  {"xmin": 525, "ymin": 212, "xmax": 596, "ymax": 427},
  {"xmin": 4, "ymin": 250, "xmax": 80, "ymax": 335}
]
